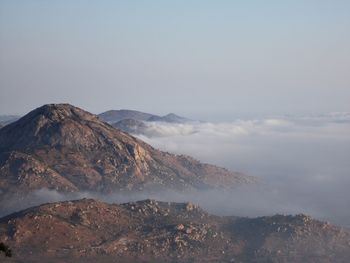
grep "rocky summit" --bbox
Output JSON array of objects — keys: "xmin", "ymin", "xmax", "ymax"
[
  {"xmin": 0, "ymin": 104, "xmax": 254, "ymax": 198},
  {"xmin": 0, "ymin": 199, "xmax": 349, "ymax": 263}
]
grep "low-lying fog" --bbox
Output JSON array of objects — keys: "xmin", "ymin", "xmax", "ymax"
[
  {"xmin": 135, "ymin": 113, "xmax": 350, "ymax": 227},
  {"xmin": 1, "ymin": 113, "xmax": 349, "ymax": 227}
]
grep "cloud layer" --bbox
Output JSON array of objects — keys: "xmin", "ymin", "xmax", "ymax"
[
  {"xmin": 1, "ymin": 114, "xmax": 349, "ymax": 227},
  {"xmin": 135, "ymin": 114, "xmax": 350, "ymax": 226}
]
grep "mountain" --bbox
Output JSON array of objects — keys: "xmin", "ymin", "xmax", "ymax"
[
  {"xmin": 98, "ymin": 109, "xmax": 191, "ymax": 124},
  {"xmin": 1, "ymin": 198, "xmax": 349, "ymax": 263},
  {"xmin": 98, "ymin": 109, "xmax": 156, "ymax": 123},
  {"xmin": 147, "ymin": 113, "xmax": 191, "ymax": 123},
  {"xmin": 112, "ymin": 118, "xmax": 147, "ymax": 134},
  {"xmin": 0, "ymin": 104, "xmax": 253, "ymax": 199},
  {"xmin": 100, "ymin": 110, "xmax": 192, "ymax": 135}
]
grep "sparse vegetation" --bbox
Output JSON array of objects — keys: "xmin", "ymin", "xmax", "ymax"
[
  {"xmin": 0, "ymin": 242, "xmax": 12, "ymax": 257},
  {"xmin": 0, "ymin": 199, "xmax": 349, "ymax": 262}
]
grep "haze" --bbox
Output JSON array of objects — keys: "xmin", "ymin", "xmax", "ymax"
[
  {"xmin": 1, "ymin": 0, "xmax": 350, "ymax": 119},
  {"xmin": 137, "ymin": 115, "xmax": 350, "ymax": 226},
  {"xmin": 0, "ymin": 0, "xmax": 350, "ymax": 227},
  {"xmin": 1, "ymin": 113, "xmax": 349, "ymax": 228}
]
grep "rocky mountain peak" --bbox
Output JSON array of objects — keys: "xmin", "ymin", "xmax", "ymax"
[
  {"xmin": 14, "ymin": 104, "xmax": 96, "ymax": 126},
  {"xmin": 0, "ymin": 104, "xmax": 254, "ymax": 202},
  {"xmin": 0, "ymin": 104, "xmax": 104, "ymax": 152}
]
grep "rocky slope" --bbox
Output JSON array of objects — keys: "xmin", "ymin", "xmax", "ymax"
[
  {"xmin": 0, "ymin": 104, "xmax": 253, "ymax": 199},
  {"xmin": 0, "ymin": 199, "xmax": 349, "ymax": 263}
]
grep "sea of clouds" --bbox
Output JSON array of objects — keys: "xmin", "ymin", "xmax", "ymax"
[
  {"xmin": 133, "ymin": 113, "xmax": 350, "ymax": 226},
  {"xmin": 1, "ymin": 113, "xmax": 349, "ymax": 227}
]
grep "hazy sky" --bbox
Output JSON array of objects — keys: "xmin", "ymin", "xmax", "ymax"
[{"xmin": 1, "ymin": 0, "xmax": 349, "ymax": 119}]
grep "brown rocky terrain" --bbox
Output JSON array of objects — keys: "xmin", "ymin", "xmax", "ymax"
[
  {"xmin": 0, "ymin": 104, "xmax": 254, "ymax": 199},
  {"xmin": 0, "ymin": 198, "xmax": 349, "ymax": 263}
]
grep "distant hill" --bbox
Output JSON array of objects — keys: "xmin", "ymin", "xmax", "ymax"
[
  {"xmin": 0, "ymin": 104, "xmax": 254, "ymax": 201},
  {"xmin": 99, "ymin": 110, "xmax": 192, "ymax": 135},
  {"xmin": 112, "ymin": 118, "xmax": 147, "ymax": 134},
  {"xmin": 98, "ymin": 109, "xmax": 191, "ymax": 123},
  {"xmin": 98, "ymin": 109, "xmax": 156, "ymax": 123},
  {"xmin": 0, "ymin": 115, "xmax": 20, "ymax": 127},
  {"xmin": 147, "ymin": 113, "xmax": 190, "ymax": 123},
  {"xmin": 1, "ymin": 198, "xmax": 349, "ymax": 263}
]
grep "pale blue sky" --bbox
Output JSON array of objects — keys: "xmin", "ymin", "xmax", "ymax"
[{"xmin": 1, "ymin": 0, "xmax": 349, "ymax": 120}]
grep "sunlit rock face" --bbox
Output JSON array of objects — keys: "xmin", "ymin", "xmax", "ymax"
[
  {"xmin": 0, "ymin": 104, "xmax": 255, "ymax": 198},
  {"xmin": 1, "ymin": 199, "xmax": 349, "ymax": 263}
]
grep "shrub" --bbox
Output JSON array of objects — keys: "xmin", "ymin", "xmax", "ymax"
[{"xmin": 0, "ymin": 242, "xmax": 12, "ymax": 257}]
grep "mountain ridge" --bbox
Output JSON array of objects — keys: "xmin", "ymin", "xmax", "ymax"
[
  {"xmin": 98, "ymin": 109, "xmax": 191, "ymax": 123},
  {"xmin": 98, "ymin": 109, "xmax": 156, "ymax": 123},
  {"xmin": 0, "ymin": 104, "xmax": 254, "ymax": 200},
  {"xmin": 0, "ymin": 198, "xmax": 349, "ymax": 263}
]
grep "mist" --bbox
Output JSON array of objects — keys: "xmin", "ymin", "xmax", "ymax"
[
  {"xmin": 1, "ymin": 113, "xmax": 349, "ymax": 227},
  {"xmin": 135, "ymin": 113, "xmax": 350, "ymax": 227}
]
